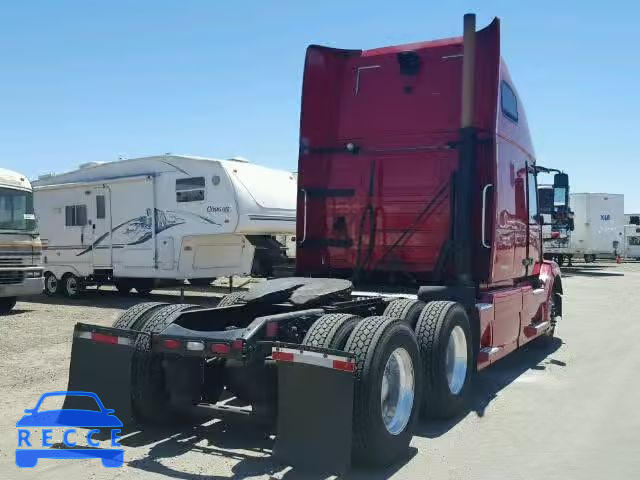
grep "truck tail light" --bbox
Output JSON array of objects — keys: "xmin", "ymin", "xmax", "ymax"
[
  {"xmin": 163, "ymin": 339, "xmax": 182, "ymax": 350},
  {"xmin": 211, "ymin": 343, "xmax": 230, "ymax": 354}
]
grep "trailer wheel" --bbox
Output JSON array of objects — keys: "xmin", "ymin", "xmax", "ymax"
[
  {"xmin": 112, "ymin": 302, "xmax": 168, "ymax": 330},
  {"xmin": 189, "ymin": 278, "xmax": 215, "ymax": 286},
  {"xmin": 44, "ymin": 272, "xmax": 59, "ymax": 296},
  {"xmin": 216, "ymin": 291, "xmax": 246, "ymax": 307},
  {"xmin": 114, "ymin": 281, "xmax": 132, "ymax": 295},
  {"xmin": 344, "ymin": 316, "xmax": 422, "ymax": 467},
  {"xmin": 415, "ymin": 301, "xmax": 473, "ymax": 419},
  {"xmin": 302, "ymin": 313, "xmax": 361, "ymax": 350},
  {"xmin": 62, "ymin": 273, "xmax": 83, "ymax": 298},
  {"xmin": 131, "ymin": 303, "xmax": 199, "ymax": 425},
  {"xmin": 383, "ymin": 299, "xmax": 426, "ymax": 328},
  {"xmin": 0, "ymin": 297, "xmax": 17, "ymax": 314}
]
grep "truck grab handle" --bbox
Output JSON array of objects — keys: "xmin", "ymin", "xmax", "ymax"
[
  {"xmin": 300, "ymin": 188, "xmax": 308, "ymax": 244},
  {"xmin": 482, "ymin": 183, "xmax": 493, "ymax": 248}
]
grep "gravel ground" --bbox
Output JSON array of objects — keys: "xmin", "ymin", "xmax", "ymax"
[{"xmin": 1, "ymin": 262, "xmax": 639, "ymax": 479}]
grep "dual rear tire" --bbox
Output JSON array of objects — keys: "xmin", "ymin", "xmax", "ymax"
[{"xmin": 304, "ymin": 300, "xmax": 474, "ymax": 467}]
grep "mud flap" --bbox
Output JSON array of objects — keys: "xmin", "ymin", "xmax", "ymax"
[
  {"xmin": 272, "ymin": 344, "xmax": 355, "ymax": 475},
  {"xmin": 63, "ymin": 323, "xmax": 139, "ymax": 425}
]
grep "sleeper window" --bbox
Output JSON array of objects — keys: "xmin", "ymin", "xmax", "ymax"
[
  {"xmin": 501, "ymin": 81, "xmax": 518, "ymax": 122},
  {"xmin": 65, "ymin": 205, "xmax": 87, "ymax": 226},
  {"xmin": 96, "ymin": 195, "xmax": 106, "ymax": 219},
  {"xmin": 176, "ymin": 177, "xmax": 205, "ymax": 202}
]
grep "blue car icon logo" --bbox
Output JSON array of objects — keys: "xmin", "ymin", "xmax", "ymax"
[{"xmin": 16, "ymin": 391, "xmax": 124, "ymax": 468}]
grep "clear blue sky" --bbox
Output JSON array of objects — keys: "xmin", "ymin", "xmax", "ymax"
[{"xmin": 1, "ymin": 1, "xmax": 638, "ymax": 211}]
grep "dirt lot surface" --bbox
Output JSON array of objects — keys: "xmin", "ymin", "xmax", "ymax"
[{"xmin": 2, "ymin": 262, "xmax": 640, "ymax": 479}]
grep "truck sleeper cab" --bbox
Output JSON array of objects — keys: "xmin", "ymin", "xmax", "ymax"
[{"xmin": 63, "ymin": 15, "xmax": 561, "ymax": 473}]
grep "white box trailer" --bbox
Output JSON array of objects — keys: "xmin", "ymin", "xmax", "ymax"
[
  {"xmin": 33, "ymin": 155, "xmax": 297, "ymax": 296},
  {"xmin": 569, "ymin": 193, "xmax": 624, "ymax": 262}
]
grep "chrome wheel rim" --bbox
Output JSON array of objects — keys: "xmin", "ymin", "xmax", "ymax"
[
  {"xmin": 46, "ymin": 275, "xmax": 57, "ymax": 293},
  {"xmin": 381, "ymin": 347, "xmax": 415, "ymax": 435},
  {"xmin": 446, "ymin": 326, "xmax": 468, "ymax": 395},
  {"xmin": 66, "ymin": 277, "xmax": 78, "ymax": 296}
]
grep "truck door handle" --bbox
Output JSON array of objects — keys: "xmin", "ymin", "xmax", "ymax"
[
  {"xmin": 482, "ymin": 183, "xmax": 493, "ymax": 249},
  {"xmin": 299, "ymin": 188, "xmax": 308, "ymax": 245}
]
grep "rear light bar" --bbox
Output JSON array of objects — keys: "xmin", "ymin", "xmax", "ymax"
[
  {"xmin": 272, "ymin": 346, "xmax": 356, "ymax": 373},
  {"xmin": 76, "ymin": 331, "xmax": 130, "ymax": 346}
]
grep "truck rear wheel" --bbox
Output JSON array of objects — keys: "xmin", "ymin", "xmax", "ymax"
[
  {"xmin": 383, "ymin": 299, "xmax": 426, "ymax": 328},
  {"xmin": 344, "ymin": 316, "xmax": 422, "ymax": 467},
  {"xmin": 112, "ymin": 302, "xmax": 168, "ymax": 330},
  {"xmin": 131, "ymin": 303, "xmax": 199, "ymax": 425},
  {"xmin": 216, "ymin": 291, "xmax": 246, "ymax": 307},
  {"xmin": 415, "ymin": 301, "xmax": 473, "ymax": 419},
  {"xmin": 302, "ymin": 313, "xmax": 361, "ymax": 350}
]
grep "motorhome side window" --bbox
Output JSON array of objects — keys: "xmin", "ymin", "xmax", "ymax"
[
  {"xmin": 96, "ymin": 195, "xmax": 106, "ymax": 219},
  {"xmin": 501, "ymin": 81, "xmax": 518, "ymax": 122},
  {"xmin": 176, "ymin": 177, "xmax": 205, "ymax": 202},
  {"xmin": 65, "ymin": 205, "xmax": 87, "ymax": 226}
]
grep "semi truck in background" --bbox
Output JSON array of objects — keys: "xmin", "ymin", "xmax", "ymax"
[
  {"xmin": 570, "ymin": 193, "xmax": 624, "ymax": 262},
  {"xmin": 537, "ymin": 168, "xmax": 574, "ymax": 266},
  {"xmin": 624, "ymin": 224, "xmax": 640, "ymax": 260},
  {"xmin": 61, "ymin": 15, "xmax": 563, "ymax": 473},
  {"xmin": 33, "ymin": 155, "xmax": 296, "ymax": 297},
  {"xmin": 0, "ymin": 168, "xmax": 44, "ymax": 313}
]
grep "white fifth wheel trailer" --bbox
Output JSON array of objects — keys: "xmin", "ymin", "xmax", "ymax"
[
  {"xmin": 33, "ymin": 155, "xmax": 296, "ymax": 297},
  {"xmin": 569, "ymin": 193, "xmax": 624, "ymax": 262}
]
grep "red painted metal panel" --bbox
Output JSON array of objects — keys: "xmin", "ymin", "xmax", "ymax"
[{"xmin": 297, "ymin": 20, "xmax": 502, "ymax": 282}]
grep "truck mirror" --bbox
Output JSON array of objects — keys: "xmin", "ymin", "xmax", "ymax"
[
  {"xmin": 553, "ymin": 173, "xmax": 569, "ymax": 188},
  {"xmin": 552, "ymin": 173, "xmax": 569, "ymax": 208}
]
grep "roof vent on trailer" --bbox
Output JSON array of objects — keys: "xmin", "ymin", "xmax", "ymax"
[
  {"xmin": 38, "ymin": 173, "xmax": 54, "ymax": 180},
  {"xmin": 228, "ymin": 156, "xmax": 250, "ymax": 163},
  {"xmin": 79, "ymin": 161, "xmax": 104, "ymax": 169}
]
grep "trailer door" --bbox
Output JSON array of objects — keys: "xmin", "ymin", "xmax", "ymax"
[{"xmin": 89, "ymin": 187, "xmax": 112, "ymax": 268}]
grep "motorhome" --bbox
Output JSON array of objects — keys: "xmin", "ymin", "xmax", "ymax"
[
  {"xmin": 33, "ymin": 155, "xmax": 296, "ymax": 297},
  {"xmin": 0, "ymin": 168, "xmax": 44, "ymax": 312},
  {"xmin": 570, "ymin": 193, "xmax": 624, "ymax": 262}
]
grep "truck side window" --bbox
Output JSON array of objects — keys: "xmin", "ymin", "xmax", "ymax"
[
  {"xmin": 176, "ymin": 177, "xmax": 205, "ymax": 202},
  {"xmin": 96, "ymin": 195, "xmax": 106, "ymax": 219},
  {"xmin": 65, "ymin": 205, "xmax": 87, "ymax": 226},
  {"xmin": 527, "ymin": 171, "xmax": 538, "ymax": 223},
  {"xmin": 501, "ymin": 81, "xmax": 518, "ymax": 122}
]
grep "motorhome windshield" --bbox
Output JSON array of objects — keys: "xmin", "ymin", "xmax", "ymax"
[{"xmin": 0, "ymin": 187, "xmax": 37, "ymax": 232}]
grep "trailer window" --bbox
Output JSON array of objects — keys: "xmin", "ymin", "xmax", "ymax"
[
  {"xmin": 96, "ymin": 195, "xmax": 106, "ymax": 219},
  {"xmin": 527, "ymin": 171, "xmax": 538, "ymax": 223},
  {"xmin": 176, "ymin": 177, "xmax": 205, "ymax": 202},
  {"xmin": 501, "ymin": 81, "xmax": 518, "ymax": 122},
  {"xmin": 65, "ymin": 205, "xmax": 87, "ymax": 226},
  {"xmin": 629, "ymin": 236, "xmax": 640, "ymax": 246}
]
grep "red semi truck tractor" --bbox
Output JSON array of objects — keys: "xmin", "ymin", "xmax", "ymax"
[{"xmin": 64, "ymin": 15, "xmax": 562, "ymax": 473}]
